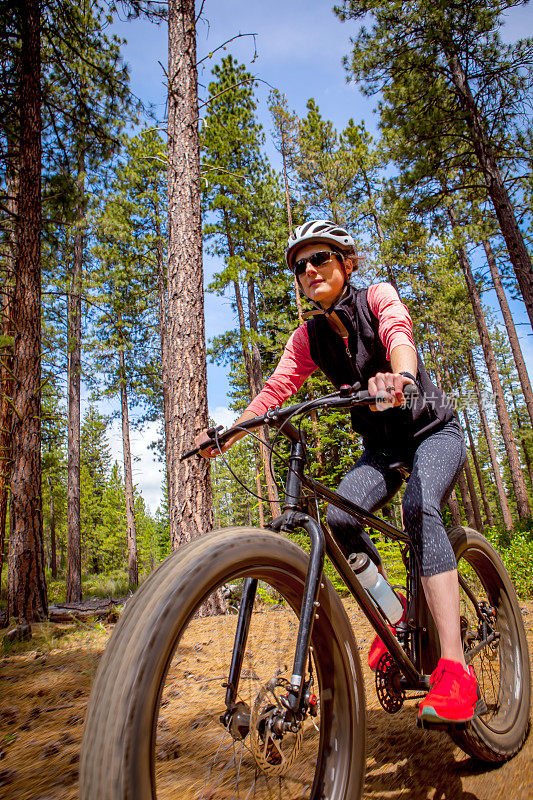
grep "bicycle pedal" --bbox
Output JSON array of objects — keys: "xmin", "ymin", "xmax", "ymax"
[{"xmin": 417, "ymin": 717, "xmax": 468, "ymax": 732}]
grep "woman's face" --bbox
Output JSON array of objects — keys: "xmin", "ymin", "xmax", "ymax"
[{"xmin": 295, "ymin": 244, "xmax": 353, "ymax": 308}]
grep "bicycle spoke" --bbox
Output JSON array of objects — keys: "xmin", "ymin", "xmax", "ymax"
[{"xmin": 153, "ymin": 586, "xmax": 323, "ymax": 799}]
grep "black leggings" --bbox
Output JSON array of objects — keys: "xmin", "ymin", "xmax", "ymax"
[{"xmin": 326, "ymin": 419, "xmax": 467, "ymax": 577}]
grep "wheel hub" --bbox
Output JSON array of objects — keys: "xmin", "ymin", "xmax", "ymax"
[{"xmin": 249, "ymin": 676, "xmax": 304, "ymax": 775}]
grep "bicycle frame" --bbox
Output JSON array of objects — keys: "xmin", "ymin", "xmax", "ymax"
[{"xmin": 223, "ymin": 436, "xmax": 440, "ymax": 718}]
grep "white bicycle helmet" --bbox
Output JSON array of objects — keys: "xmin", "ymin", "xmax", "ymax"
[{"xmin": 285, "ymin": 220, "xmax": 355, "ymax": 271}]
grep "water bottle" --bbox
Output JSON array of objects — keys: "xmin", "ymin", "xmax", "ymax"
[{"xmin": 349, "ymin": 552, "xmax": 404, "ymax": 624}]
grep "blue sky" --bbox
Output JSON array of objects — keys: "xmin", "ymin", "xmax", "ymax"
[{"xmin": 105, "ymin": 1, "xmax": 533, "ymax": 511}]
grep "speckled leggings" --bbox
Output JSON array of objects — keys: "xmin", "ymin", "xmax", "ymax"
[{"xmin": 326, "ymin": 419, "xmax": 467, "ymax": 576}]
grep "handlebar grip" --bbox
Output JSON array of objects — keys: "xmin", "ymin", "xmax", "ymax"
[
  {"xmin": 206, "ymin": 425, "xmax": 223, "ymax": 438},
  {"xmin": 181, "ymin": 437, "xmax": 217, "ymax": 461}
]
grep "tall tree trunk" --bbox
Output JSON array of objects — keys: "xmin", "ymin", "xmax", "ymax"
[
  {"xmin": 255, "ymin": 462, "xmax": 264, "ymax": 528},
  {"xmin": 280, "ymin": 140, "xmax": 324, "ymax": 468},
  {"xmin": 481, "ymin": 237, "xmax": 533, "ymax": 428},
  {"xmin": 456, "ymin": 469, "xmax": 475, "ymax": 528},
  {"xmin": 426, "ymin": 338, "xmax": 462, "ymax": 527},
  {"xmin": 506, "ymin": 375, "xmax": 533, "ymax": 493},
  {"xmin": 167, "ymin": 0, "xmax": 213, "ymax": 549},
  {"xmin": 0, "ymin": 147, "xmax": 18, "ymax": 585},
  {"xmin": 447, "ymin": 53, "xmax": 533, "ymax": 328},
  {"xmin": 462, "ymin": 409, "xmax": 494, "ymax": 528},
  {"xmin": 48, "ymin": 474, "xmax": 57, "ymax": 579},
  {"xmin": 8, "ymin": 0, "xmax": 47, "ymax": 621},
  {"xmin": 463, "ymin": 453, "xmax": 484, "ymax": 532},
  {"xmin": 119, "ymin": 348, "xmax": 138, "ymax": 586},
  {"xmin": 448, "ymin": 491, "xmax": 462, "ymax": 527},
  {"xmin": 360, "ymin": 164, "xmax": 399, "ymax": 292},
  {"xmin": 247, "ymin": 277, "xmax": 281, "ymax": 518},
  {"xmin": 468, "ymin": 352, "xmax": 513, "ymax": 533},
  {"xmin": 520, "ymin": 436, "xmax": 533, "ymax": 494},
  {"xmin": 231, "ymin": 273, "xmax": 280, "ymax": 519},
  {"xmin": 279, "ymin": 125, "xmax": 304, "ymax": 322},
  {"xmin": 66, "ymin": 170, "xmax": 84, "ymax": 603},
  {"xmin": 447, "ymin": 206, "xmax": 530, "ymax": 520},
  {"xmin": 155, "ymin": 216, "xmax": 171, "ymax": 497},
  {"xmin": 231, "ymin": 277, "xmax": 272, "ymax": 516}
]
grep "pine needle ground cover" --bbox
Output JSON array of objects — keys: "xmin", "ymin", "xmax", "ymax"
[{"xmin": 1, "ymin": 602, "xmax": 533, "ymax": 799}]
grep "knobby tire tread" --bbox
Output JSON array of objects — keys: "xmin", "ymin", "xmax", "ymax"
[
  {"xmin": 448, "ymin": 526, "xmax": 531, "ymax": 762},
  {"xmin": 80, "ymin": 527, "xmax": 366, "ymax": 800}
]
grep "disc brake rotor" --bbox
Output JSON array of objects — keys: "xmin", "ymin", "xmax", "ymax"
[{"xmin": 249, "ymin": 676, "xmax": 304, "ymax": 776}]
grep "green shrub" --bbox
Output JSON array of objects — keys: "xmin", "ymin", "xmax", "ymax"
[{"xmin": 483, "ymin": 525, "xmax": 533, "ymax": 599}]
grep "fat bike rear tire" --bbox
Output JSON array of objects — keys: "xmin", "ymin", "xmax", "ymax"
[
  {"xmin": 79, "ymin": 527, "xmax": 366, "ymax": 800},
  {"xmin": 449, "ymin": 526, "xmax": 530, "ymax": 762}
]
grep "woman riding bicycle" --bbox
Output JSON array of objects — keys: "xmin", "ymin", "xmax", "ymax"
[{"xmin": 199, "ymin": 219, "xmax": 477, "ymax": 726}]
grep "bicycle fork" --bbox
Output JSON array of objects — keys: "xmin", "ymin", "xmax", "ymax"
[{"xmin": 224, "ymin": 442, "xmax": 325, "ymax": 717}]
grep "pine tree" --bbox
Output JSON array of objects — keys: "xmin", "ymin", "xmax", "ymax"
[
  {"xmin": 202, "ymin": 55, "xmax": 292, "ymax": 517},
  {"xmin": 166, "ymin": 0, "xmax": 212, "ymax": 549},
  {"xmin": 41, "ymin": 383, "xmax": 67, "ymax": 579},
  {"xmin": 7, "ymin": 0, "xmax": 47, "ymax": 621},
  {"xmin": 80, "ymin": 405, "xmax": 111, "ymax": 574},
  {"xmin": 337, "ymin": 0, "xmax": 533, "ymax": 325}
]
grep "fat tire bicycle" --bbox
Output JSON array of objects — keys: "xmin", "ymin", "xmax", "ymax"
[{"xmin": 79, "ymin": 385, "xmax": 531, "ymax": 800}]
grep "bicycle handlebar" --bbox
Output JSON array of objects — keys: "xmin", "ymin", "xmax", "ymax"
[{"xmin": 180, "ymin": 382, "xmax": 419, "ymax": 461}]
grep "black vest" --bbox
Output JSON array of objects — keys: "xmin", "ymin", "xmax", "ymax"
[{"xmin": 306, "ymin": 285, "xmax": 453, "ymax": 452}]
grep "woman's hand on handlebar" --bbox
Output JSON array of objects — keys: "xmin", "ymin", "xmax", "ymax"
[
  {"xmin": 368, "ymin": 372, "xmax": 416, "ymax": 412},
  {"xmin": 195, "ymin": 409, "xmax": 259, "ymax": 459},
  {"xmin": 195, "ymin": 429, "xmax": 239, "ymax": 459}
]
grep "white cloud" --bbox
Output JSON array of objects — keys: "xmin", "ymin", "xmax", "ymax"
[{"xmin": 210, "ymin": 406, "xmax": 236, "ymax": 429}]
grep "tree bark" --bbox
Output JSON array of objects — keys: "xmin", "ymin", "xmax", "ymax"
[
  {"xmin": 66, "ymin": 171, "xmax": 84, "ymax": 603},
  {"xmin": 119, "ymin": 348, "xmax": 138, "ymax": 586},
  {"xmin": 360, "ymin": 163, "xmax": 399, "ymax": 292},
  {"xmin": 167, "ymin": 0, "xmax": 213, "ymax": 549},
  {"xmin": 463, "ymin": 452, "xmax": 484, "ymax": 532},
  {"xmin": 0, "ymin": 146, "xmax": 18, "ymax": 585},
  {"xmin": 506, "ymin": 376, "xmax": 533, "ymax": 493},
  {"xmin": 448, "ymin": 206, "xmax": 530, "ymax": 520},
  {"xmin": 447, "ymin": 53, "xmax": 533, "ymax": 329},
  {"xmin": 231, "ymin": 277, "xmax": 275, "ymax": 516},
  {"xmin": 456, "ymin": 468, "xmax": 475, "ymax": 528},
  {"xmin": 468, "ymin": 351, "xmax": 514, "ymax": 534},
  {"xmin": 481, "ymin": 237, "xmax": 533, "ymax": 428},
  {"xmin": 155, "ymin": 214, "xmax": 171, "ymax": 498},
  {"xmin": 48, "ymin": 474, "xmax": 57, "ymax": 579},
  {"xmin": 426, "ymin": 339, "xmax": 462, "ymax": 527},
  {"xmin": 448, "ymin": 490, "xmax": 462, "ymax": 527},
  {"xmin": 255, "ymin": 461, "xmax": 264, "ymax": 528},
  {"xmin": 8, "ymin": 0, "xmax": 48, "ymax": 621},
  {"xmin": 462, "ymin": 408, "xmax": 494, "ymax": 528},
  {"xmin": 247, "ymin": 277, "xmax": 281, "ymax": 518}
]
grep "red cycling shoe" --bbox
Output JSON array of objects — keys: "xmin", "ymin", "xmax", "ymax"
[
  {"xmin": 368, "ymin": 592, "xmax": 407, "ymax": 671},
  {"xmin": 418, "ymin": 658, "xmax": 478, "ymax": 724}
]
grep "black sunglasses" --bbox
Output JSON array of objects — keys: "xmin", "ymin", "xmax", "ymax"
[{"xmin": 293, "ymin": 250, "xmax": 341, "ymax": 276}]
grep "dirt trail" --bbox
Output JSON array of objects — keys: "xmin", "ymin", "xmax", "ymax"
[{"xmin": 0, "ymin": 601, "xmax": 531, "ymax": 800}]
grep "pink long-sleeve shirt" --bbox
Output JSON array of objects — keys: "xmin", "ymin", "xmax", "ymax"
[{"xmin": 246, "ymin": 283, "xmax": 416, "ymax": 416}]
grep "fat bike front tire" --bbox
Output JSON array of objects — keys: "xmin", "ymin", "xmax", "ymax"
[
  {"xmin": 449, "ymin": 526, "xmax": 531, "ymax": 762},
  {"xmin": 79, "ymin": 527, "xmax": 366, "ymax": 800}
]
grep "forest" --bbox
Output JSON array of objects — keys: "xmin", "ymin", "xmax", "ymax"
[{"xmin": 1, "ymin": 0, "xmax": 533, "ymax": 626}]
